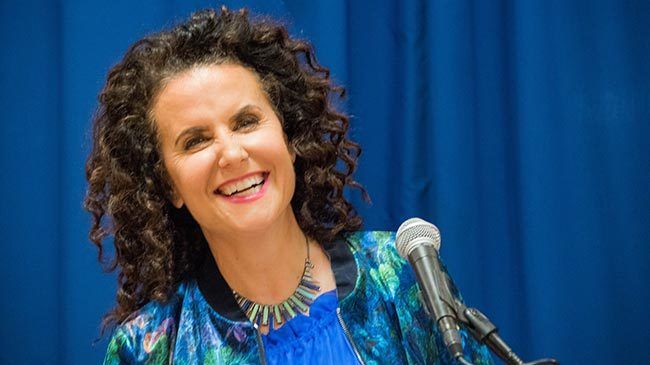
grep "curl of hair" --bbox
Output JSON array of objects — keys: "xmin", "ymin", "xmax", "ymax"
[{"xmin": 84, "ymin": 7, "xmax": 367, "ymax": 331}]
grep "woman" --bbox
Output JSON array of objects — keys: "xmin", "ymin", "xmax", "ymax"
[{"xmin": 86, "ymin": 7, "xmax": 492, "ymax": 365}]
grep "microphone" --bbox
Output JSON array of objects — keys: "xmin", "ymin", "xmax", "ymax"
[
  {"xmin": 396, "ymin": 218, "xmax": 464, "ymax": 360},
  {"xmin": 396, "ymin": 218, "xmax": 560, "ymax": 365}
]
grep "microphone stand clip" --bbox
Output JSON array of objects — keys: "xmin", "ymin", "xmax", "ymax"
[{"xmin": 450, "ymin": 297, "xmax": 559, "ymax": 365}]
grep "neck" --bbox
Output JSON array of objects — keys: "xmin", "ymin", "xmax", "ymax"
[{"xmin": 202, "ymin": 208, "xmax": 308, "ymax": 304}]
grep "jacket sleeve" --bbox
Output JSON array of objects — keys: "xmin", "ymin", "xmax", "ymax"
[
  {"xmin": 103, "ymin": 326, "xmax": 133, "ymax": 365},
  {"xmin": 102, "ymin": 313, "xmax": 175, "ymax": 365}
]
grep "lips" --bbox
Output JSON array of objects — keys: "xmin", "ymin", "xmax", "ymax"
[{"xmin": 215, "ymin": 172, "xmax": 268, "ymax": 197}]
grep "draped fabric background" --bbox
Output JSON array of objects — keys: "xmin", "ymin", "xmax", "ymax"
[{"xmin": 1, "ymin": 0, "xmax": 648, "ymax": 364}]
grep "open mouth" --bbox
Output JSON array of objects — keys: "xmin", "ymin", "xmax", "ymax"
[{"xmin": 215, "ymin": 172, "xmax": 268, "ymax": 197}]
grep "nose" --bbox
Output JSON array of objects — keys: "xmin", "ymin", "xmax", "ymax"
[{"xmin": 217, "ymin": 134, "xmax": 249, "ymax": 168}]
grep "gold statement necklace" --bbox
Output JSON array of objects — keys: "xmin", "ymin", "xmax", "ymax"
[{"xmin": 233, "ymin": 236, "xmax": 321, "ymax": 328}]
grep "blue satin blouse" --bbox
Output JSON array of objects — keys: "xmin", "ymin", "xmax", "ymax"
[{"xmin": 261, "ymin": 289, "xmax": 361, "ymax": 364}]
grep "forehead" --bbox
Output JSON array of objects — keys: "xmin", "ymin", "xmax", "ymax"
[{"xmin": 151, "ymin": 63, "xmax": 268, "ymax": 136}]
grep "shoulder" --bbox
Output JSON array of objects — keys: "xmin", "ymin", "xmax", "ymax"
[
  {"xmin": 103, "ymin": 282, "xmax": 190, "ymax": 365},
  {"xmin": 345, "ymin": 230, "xmax": 401, "ymax": 265},
  {"xmin": 346, "ymin": 231, "xmax": 494, "ymax": 364},
  {"xmin": 345, "ymin": 231, "xmax": 412, "ymax": 297}
]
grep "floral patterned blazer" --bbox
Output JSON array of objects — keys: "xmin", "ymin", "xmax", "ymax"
[{"xmin": 104, "ymin": 231, "xmax": 494, "ymax": 364}]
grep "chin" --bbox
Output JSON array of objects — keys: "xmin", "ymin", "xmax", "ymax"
[{"xmin": 225, "ymin": 214, "xmax": 279, "ymax": 234}]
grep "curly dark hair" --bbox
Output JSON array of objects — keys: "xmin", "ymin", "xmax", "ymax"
[{"xmin": 84, "ymin": 6, "xmax": 367, "ymax": 331}]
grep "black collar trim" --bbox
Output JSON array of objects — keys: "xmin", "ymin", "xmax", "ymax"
[{"xmin": 196, "ymin": 235, "xmax": 358, "ymax": 322}]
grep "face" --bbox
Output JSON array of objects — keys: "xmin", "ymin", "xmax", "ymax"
[{"xmin": 152, "ymin": 63, "xmax": 296, "ymax": 238}]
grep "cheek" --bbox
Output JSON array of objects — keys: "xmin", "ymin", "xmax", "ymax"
[
  {"xmin": 255, "ymin": 136, "xmax": 296, "ymax": 189},
  {"xmin": 277, "ymin": 146, "xmax": 297, "ymax": 195},
  {"xmin": 166, "ymin": 152, "xmax": 215, "ymax": 195}
]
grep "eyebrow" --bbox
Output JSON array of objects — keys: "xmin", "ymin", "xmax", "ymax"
[{"xmin": 173, "ymin": 104, "xmax": 263, "ymax": 147}]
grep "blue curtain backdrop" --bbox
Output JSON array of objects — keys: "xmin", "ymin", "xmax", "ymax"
[{"xmin": 1, "ymin": 0, "xmax": 648, "ymax": 364}]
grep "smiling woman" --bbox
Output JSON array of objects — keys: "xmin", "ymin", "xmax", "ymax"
[
  {"xmin": 154, "ymin": 64, "xmax": 298, "ymax": 238},
  {"xmin": 85, "ymin": 6, "xmax": 492, "ymax": 365}
]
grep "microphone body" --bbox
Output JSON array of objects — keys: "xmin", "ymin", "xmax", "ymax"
[{"xmin": 396, "ymin": 218, "xmax": 463, "ymax": 359}]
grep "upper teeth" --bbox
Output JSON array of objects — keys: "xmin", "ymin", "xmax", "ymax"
[{"xmin": 218, "ymin": 174, "xmax": 265, "ymax": 196}]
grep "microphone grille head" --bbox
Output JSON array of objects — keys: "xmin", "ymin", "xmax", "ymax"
[{"xmin": 395, "ymin": 217, "xmax": 441, "ymax": 259}]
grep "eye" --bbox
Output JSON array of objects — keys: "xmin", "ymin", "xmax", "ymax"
[
  {"xmin": 234, "ymin": 114, "xmax": 261, "ymax": 131},
  {"xmin": 183, "ymin": 135, "xmax": 209, "ymax": 150}
]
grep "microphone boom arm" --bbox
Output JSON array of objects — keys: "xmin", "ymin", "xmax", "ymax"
[{"xmin": 449, "ymin": 295, "xmax": 559, "ymax": 365}]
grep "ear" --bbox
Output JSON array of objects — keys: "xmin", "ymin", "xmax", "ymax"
[
  {"xmin": 170, "ymin": 188, "xmax": 184, "ymax": 209},
  {"xmin": 287, "ymin": 140, "xmax": 297, "ymax": 163}
]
